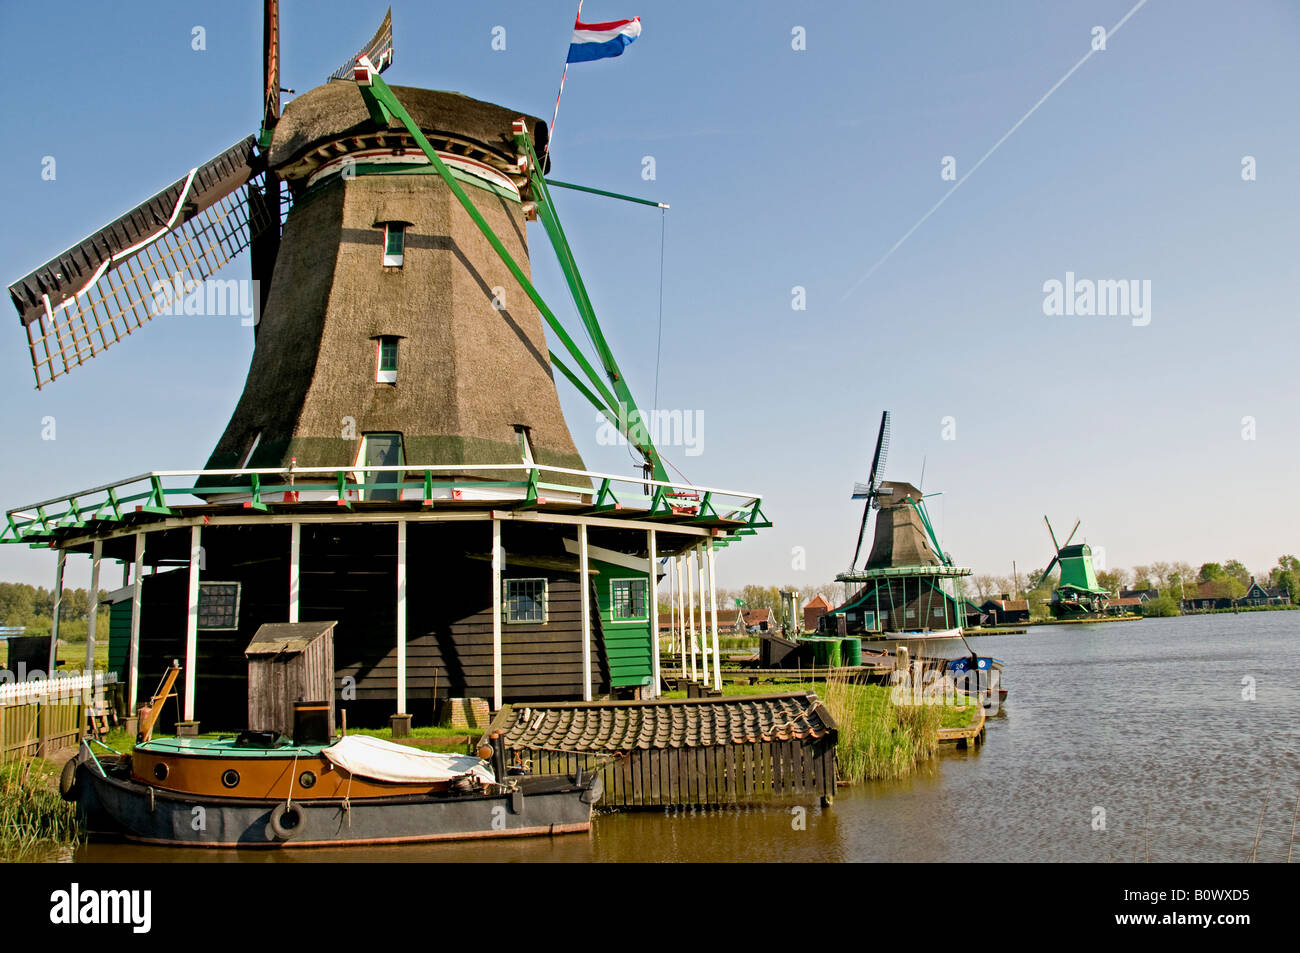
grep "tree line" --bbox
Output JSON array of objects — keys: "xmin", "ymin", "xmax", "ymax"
[{"xmin": 0, "ymin": 581, "xmax": 110, "ymax": 641}]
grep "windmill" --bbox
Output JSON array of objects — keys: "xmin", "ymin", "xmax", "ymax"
[
  {"xmin": 2, "ymin": 3, "xmax": 770, "ymax": 727},
  {"xmin": 1036, "ymin": 516, "xmax": 1110, "ymax": 617},
  {"xmin": 828, "ymin": 415, "xmax": 973, "ymax": 648}
]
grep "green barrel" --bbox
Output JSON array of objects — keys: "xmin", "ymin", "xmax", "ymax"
[{"xmin": 841, "ymin": 637, "xmax": 862, "ymax": 667}]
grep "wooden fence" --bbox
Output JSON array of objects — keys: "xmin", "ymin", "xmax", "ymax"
[
  {"xmin": 0, "ymin": 672, "xmax": 117, "ymax": 763},
  {"xmin": 515, "ymin": 737, "xmax": 837, "ymax": 810}
]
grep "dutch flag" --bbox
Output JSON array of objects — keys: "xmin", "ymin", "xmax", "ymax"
[{"xmin": 567, "ymin": 16, "xmax": 641, "ymax": 64}]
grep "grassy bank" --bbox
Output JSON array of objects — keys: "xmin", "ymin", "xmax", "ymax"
[{"xmin": 0, "ymin": 759, "xmax": 79, "ymax": 860}]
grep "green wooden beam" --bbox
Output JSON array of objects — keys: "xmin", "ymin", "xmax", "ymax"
[{"xmin": 358, "ymin": 77, "xmax": 622, "ymax": 421}]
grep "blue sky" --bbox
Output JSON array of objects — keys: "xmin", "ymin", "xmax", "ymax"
[{"xmin": 1, "ymin": 1, "xmax": 1298, "ymax": 592}]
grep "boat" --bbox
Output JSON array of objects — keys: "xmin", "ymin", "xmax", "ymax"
[
  {"xmin": 62, "ymin": 662, "xmax": 601, "ymax": 848},
  {"xmin": 64, "ymin": 731, "xmax": 601, "ymax": 848},
  {"xmin": 945, "ymin": 655, "xmax": 1008, "ymax": 708}
]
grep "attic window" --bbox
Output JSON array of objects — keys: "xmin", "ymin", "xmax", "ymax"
[
  {"xmin": 383, "ymin": 223, "xmax": 405, "ymax": 266},
  {"xmin": 377, "ymin": 336, "xmax": 398, "ymax": 383}
]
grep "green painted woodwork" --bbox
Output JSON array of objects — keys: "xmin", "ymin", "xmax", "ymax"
[
  {"xmin": 590, "ymin": 557, "xmax": 653, "ymax": 688},
  {"xmin": 1056, "ymin": 544, "xmax": 1108, "ymax": 595},
  {"xmin": 519, "ymin": 131, "xmax": 667, "ymax": 483},
  {"xmin": 357, "ymin": 78, "xmax": 627, "ymax": 443},
  {"xmin": 106, "ymin": 598, "xmax": 132, "ymax": 683},
  {"xmin": 545, "ymin": 179, "xmax": 666, "ymax": 208}
]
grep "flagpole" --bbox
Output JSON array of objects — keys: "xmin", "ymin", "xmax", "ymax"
[{"xmin": 545, "ymin": 0, "xmax": 584, "ymax": 162}]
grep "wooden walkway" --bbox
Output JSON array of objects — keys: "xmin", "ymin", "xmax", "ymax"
[{"xmin": 937, "ymin": 701, "xmax": 986, "ymax": 749}]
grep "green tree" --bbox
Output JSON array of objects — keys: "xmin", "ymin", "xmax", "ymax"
[{"xmin": 1198, "ymin": 562, "xmax": 1225, "ymax": 583}]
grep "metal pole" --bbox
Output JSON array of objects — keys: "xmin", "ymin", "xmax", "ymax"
[
  {"xmin": 707, "ymin": 538, "xmax": 720, "ymax": 691},
  {"xmin": 396, "ymin": 519, "xmax": 407, "ymax": 716},
  {"xmin": 183, "ymin": 525, "xmax": 201, "ymax": 722},
  {"xmin": 288, "ymin": 521, "xmax": 300, "ymax": 623},
  {"xmin": 492, "ymin": 519, "xmax": 503, "ymax": 709},
  {"xmin": 648, "ymin": 529, "xmax": 659, "ymax": 700},
  {"xmin": 579, "ymin": 522, "xmax": 592, "ymax": 701},
  {"xmin": 128, "ymin": 533, "xmax": 144, "ymax": 710},
  {"xmin": 48, "ymin": 550, "xmax": 65, "ymax": 673}
]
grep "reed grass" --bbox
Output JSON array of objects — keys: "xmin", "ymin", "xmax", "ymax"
[
  {"xmin": 0, "ymin": 759, "xmax": 81, "ymax": 860},
  {"xmin": 818, "ymin": 673, "xmax": 941, "ymax": 782}
]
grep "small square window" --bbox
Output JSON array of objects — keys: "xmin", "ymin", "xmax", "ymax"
[
  {"xmin": 383, "ymin": 224, "xmax": 405, "ymax": 267},
  {"xmin": 197, "ymin": 582, "xmax": 240, "ymax": 630},
  {"xmin": 377, "ymin": 337, "xmax": 398, "ymax": 383},
  {"xmin": 611, "ymin": 579, "xmax": 648, "ymax": 622},
  {"xmin": 504, "ymin": 578, "xmax": 547, "ymax": 624}
]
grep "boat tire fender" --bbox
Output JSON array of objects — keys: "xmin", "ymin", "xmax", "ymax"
[
  {"xmin": 270, "ymin": 802, "xmax": 305, "ymax": 840},
  {"xmin": 59, "ymin": 756, "xmax": 79, "ymax": 801}
]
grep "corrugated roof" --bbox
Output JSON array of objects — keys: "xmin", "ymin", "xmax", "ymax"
[{"xmin": 492, "ymin": 692, "xmax": 836, "ymax": 752}]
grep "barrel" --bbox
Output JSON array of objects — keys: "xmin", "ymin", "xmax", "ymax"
[{"xmin": 841, "ymin": 637, "xmax": 862, "ymax": 667}]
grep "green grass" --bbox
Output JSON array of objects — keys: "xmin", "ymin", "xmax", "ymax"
[{"xmin": 0, "ymin": 759, "xmax": 80, "ymax": 860}]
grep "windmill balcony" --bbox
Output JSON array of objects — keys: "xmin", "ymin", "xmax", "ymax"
[{"xmin": 2, "ymin": 463, "xmax": 766, "ymax": 546}]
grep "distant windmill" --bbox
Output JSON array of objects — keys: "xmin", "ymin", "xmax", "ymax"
[
  {"xmin": 1037, "ymin": 516, "xmax": 1110, "ymax": 617},
  {"xmin": 850, "ymin": 411, "xmax": 891, "ymax": 569}
]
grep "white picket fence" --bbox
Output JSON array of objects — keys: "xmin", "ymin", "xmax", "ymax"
[{"xmin": 0, "ymin": 671, "xmax": 117, "ymax": 707}]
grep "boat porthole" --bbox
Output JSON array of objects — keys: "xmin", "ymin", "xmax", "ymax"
[
  {"xmin": 153, "ymin": 762, "xmax": 168, "ymax": 781},
  {"xmin": 221, "ymin": 769, "xmax": 240, "ymax": 789},
  {"xmin": 299, "ymin": 771, "xmax": 316, "ymax": 789}
]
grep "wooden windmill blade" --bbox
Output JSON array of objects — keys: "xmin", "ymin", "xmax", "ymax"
[
  {"xmin": 8, "ymin": 136, "xmax": 274, "ymax": 388},
  {"xmin": 850, "ymin": 410, "xmax": 890, "ymax": 568},
  {"xmin": 328, "ymin": 6, "xmax": 394, "ymax": 82}
]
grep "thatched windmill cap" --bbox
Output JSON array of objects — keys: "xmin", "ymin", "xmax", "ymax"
[{"xmin": 270, "ymin": 83, "xmax": 549, "ymax": 177}]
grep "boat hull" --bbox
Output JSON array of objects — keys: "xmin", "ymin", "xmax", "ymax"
[{"xmin": 74, "ymin": 757, "xmax": 599, "ymax": 848}]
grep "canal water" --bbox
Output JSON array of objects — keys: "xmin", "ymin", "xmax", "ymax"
[{"xmin": 73, "ymin": 613, "xmax": 1299, "ymax": 863}]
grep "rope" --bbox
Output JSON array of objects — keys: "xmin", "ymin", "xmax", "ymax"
[{"xmin": 653, "ymin": 207, "xmax": 666, "ymax": 412}]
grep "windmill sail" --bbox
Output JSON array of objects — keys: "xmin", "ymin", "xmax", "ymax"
[
  {"xmin": 8, "ymin": 136, "xmax": 276, "ymax": 388},
  {"xmin": 328, "ymin": 7, "xmax": 394, "ymax": 81}
]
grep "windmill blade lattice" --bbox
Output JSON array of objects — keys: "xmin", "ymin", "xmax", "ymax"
[{"xmin": 8, "ymin": 136, "xmax": 280, "ymax": 388}]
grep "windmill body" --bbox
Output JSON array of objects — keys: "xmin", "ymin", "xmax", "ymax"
[{"xmin": 1, "ymin": 9, "xmax": 770, "ymax": 729}]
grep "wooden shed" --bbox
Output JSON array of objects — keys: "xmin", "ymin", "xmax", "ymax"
[{"xmin": 244, "ymin": 621, "xmax": 336, "ymax": 739}]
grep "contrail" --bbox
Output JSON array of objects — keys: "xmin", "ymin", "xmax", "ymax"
[{"xmin": 841, "ymin": 0, "xmax": 1150, "ymax": 300}]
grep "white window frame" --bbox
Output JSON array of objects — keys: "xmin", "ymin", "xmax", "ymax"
[
  {"xmin": 609, "ymin": 577, "xmax": 649, "ymax": 624},
  {"xmin": 504, "ymin": 577, "xmax": 548, "ymax": 624},
  {"xmin": 383, "ymin": 223, "xmax": 405, "ymax": 267}
]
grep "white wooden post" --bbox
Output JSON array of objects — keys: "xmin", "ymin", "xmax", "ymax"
[
  {"xmin": 84, "ymin": 540, "xmax": 102, "ymax": 673},
  {"xmin": 183, "ymin": 525, "xmax": 201, "ymax": 722},
  {"xmin": 288, "ymin": 522, "xmax": 301, "ymax": 624},
  {"xmin": 708, "ymin": 537, "xmax": 720, "ymax": 691},
  {"xmin": 48, "ymin": 550, "xmax": 65, "ymax": 673},
  {"xmin": 396, "ymin": 519, "xmax": 407, "ymax": 716},
  {"xmin": 492, "ymin": 518, "xmax": 503, "ymax": 710},
  {"xmin": 128, "ymin": 533, "xmax": 144, "ymax": 710},
  {"xmin": 648, "ymin": 529, "xmax": 659, "ymax": 700},
  {"xmin": 681, "ymin": 551, "xmax": 691, "ymax": 676},
  {"xmin": 697, "ymin": 546, "xmax": 709, "ymax": 685},
  {"xmin": 686, "ymin": 550, "xmax": 697, "ymax": 681},
  {"xmin": 579, "ymin": 522, "xmax": 592, "ymax": 701}
]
